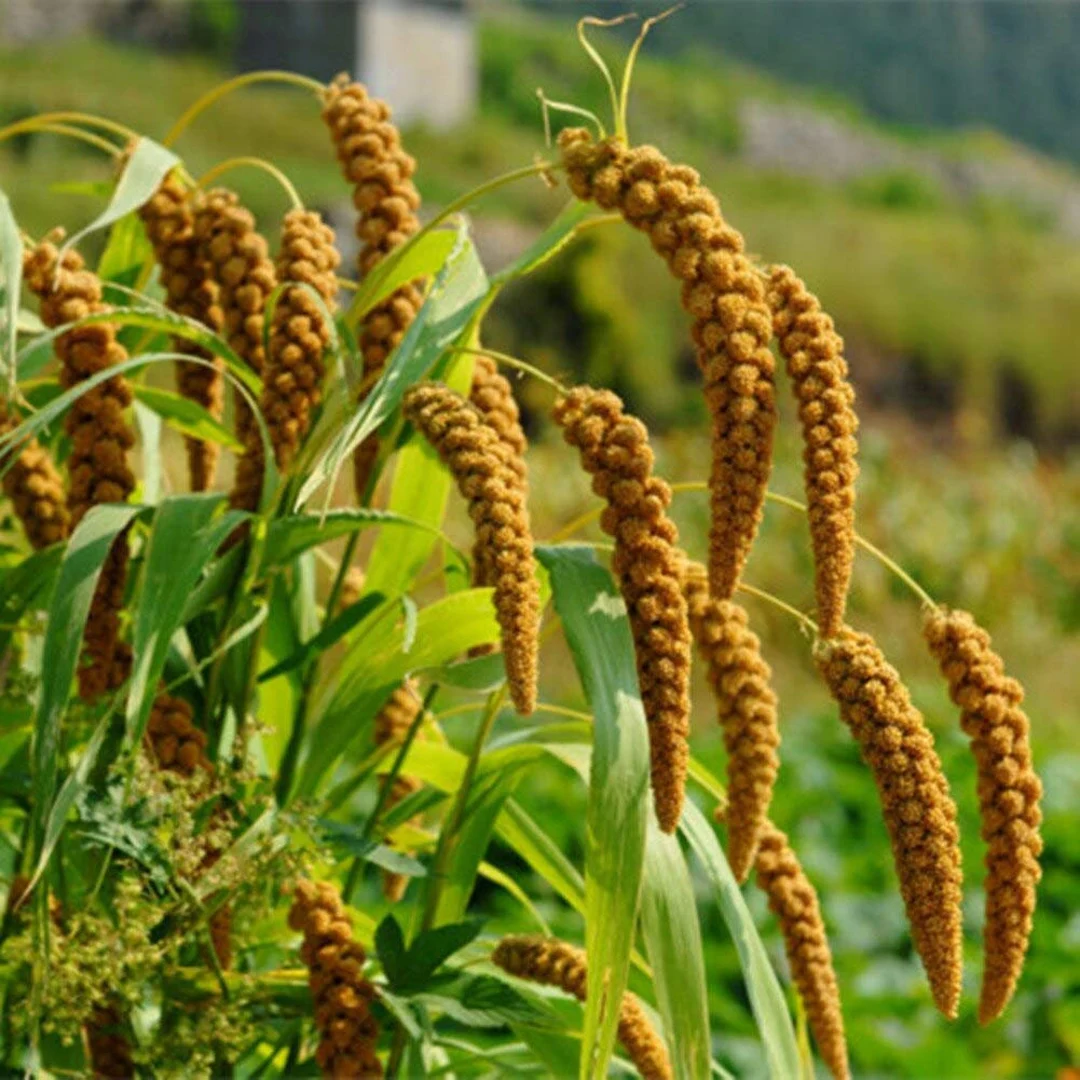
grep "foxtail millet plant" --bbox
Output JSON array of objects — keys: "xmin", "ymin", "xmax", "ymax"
[
  {"xmin": 322, "ymin": 73, "xmax": 423, "ymax": 500},
  {"xmin": 743, "ymin": 814, "xmax": 850, "ymax": 1080},
  {"xmin": 554, "ymin": 385, "xmax": 690, "ymax": 833},
  {"xmin": 683, "ymin": 558, "xmax": 779, "ymax": 881},
  {"xmin": 289, "ymin": 879, "xmax": 382, "ymax": 1079},
  {"xmin": 816, "ymin": 627, "xmax": 964, "ymax": 1018},
  {"xmin": 766, "ymin": 264, "xmax": 859, "ymax": 638},
  {"xmin": 492, "ymin": 934, "xmax": 673, "ymax": 1080},
  {"xmin": 558, "ymin": 128, "xmax": 777, "ymax": 601},
  {"xmin": 923, "ymin": 606, "xmax": 1044, "ymax": 1023},
  {"xmin": 139, "ymin": 169, "xmax": 226, "ymax": 491},
  {"xmin": 0, "ymin": 406, "xmax": 70, "ymax": 550},
  {"xmin": 192, "ymin": 187, "xmax": 278, "ymax": 512},
  {"xmin": 21, "ymin": 238, "xmax": 136, "ymax": 700},
  {"xmin": 403, "ymin": 382, "xmax": 539, "ymax": 716}
]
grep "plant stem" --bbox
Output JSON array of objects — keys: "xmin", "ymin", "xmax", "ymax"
[
  {"xmin": 197, "ymin": 156, "xmax": 303, "ymax": 211},
  {"xmin": 449, "ymin": 345, "xmax": 567, "ymax": 395}
]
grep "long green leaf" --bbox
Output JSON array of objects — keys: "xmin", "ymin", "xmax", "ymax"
[
  {"xmin": 0, "ymin": 546, "xmax": 64, "ymax": 662},
  {"xmin": 640, "ymin": 822, "xmax": 711, "ymax": 1079},
  {"xmin": 98, "ymin": 211, "xmax": 154, "ymax": 289},
  {"xmin": 0, "ymin": 189, "xmax": 22, "ymax": 392},
  {"xmin": 59, "ymin": 137, "xmax": 178, "ymax": 259},
  {"xmin": 30, "ymin": 503, "xmax": 141, "ymax": 855},
  {"xmin": 682, "ymin": 801, "xmax": 801, "ymax": 1079},
  {"xmin": 132, "ymin": 383, "xmax": 243, "ymax": 452},
  {"xmin": 297, "ymin": 227, "xmax": 489, "ymax": 511},
  {"xmin": 491, "ymin": 200, "xmax": 592, "ymax": 285},
  {"xmin": 536, "ymin": 544, "xmax": 649, "ymax": 1080},
  {"xmin": 127, "ymin": 495, "xmax": 248, "ymax": 746}
]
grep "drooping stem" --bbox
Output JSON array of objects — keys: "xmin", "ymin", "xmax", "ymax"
[
  {"xmin": 9, "ymin": 122, "xmax": 121, "ymax": 157},
  {"xmin": 197, "ymin": 157, "xmax": 303, "ymax": 211},
  {"xmin": 163, "ymin": 70, "xmax": 325, "ymax": 147},
  {"xmin": 736, "ymin": 581, "xmax": 818, "ymax": 636},
  {"xmin": 449, "ymin": 345, "xmax": 567, "ymax": 395},
  {"xmin": 0, "ymin": 111, "xmax": 137, "ymax": 146}
]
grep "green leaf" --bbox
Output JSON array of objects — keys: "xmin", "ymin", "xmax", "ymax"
[
  {"xmin": 491, "ymin": 200, "xmax": 592, "ymax": 285},
  {"xmin": 317, "ymin": 820, "xmax": 426, "ymax": 879},
  {"xmin": 536, "ymin": 544, "xmax": 649, "ymax": 1080},
  {"xmin": 402, "ymin": 920, "xmax": 484, "ymax": 990},
  {"xmin": 133, "ymin": 401, "xmax": 162, "ymax": 505},
  {"xmin": 344, "ymin": 227, "xmax": 461, "ymax": 329},
  {"xmin": 127, "ymin": 495, "xmax": 248, "ymax": 747},
  {"xmin": 376, "ymin": 914, "xmax": 410, "ymax": 990},
  {"xmin": 59, "ymin": 137, "xmax": 178, "ymax": 259},
  {"xmin": 0, "ymin": 545, "xmax": 64, "ymax": 662},
  {"xmin": 262, "ymin": 508, "xmax": 443, "ymax": 569},
  {"xmin": 640, "ymin": 822, "xmax": 711, "ymax": 1079},
  {"xmin": 98, "ymin": 211, "xmax": 153, "ymax": 288},
  {"xmin": 416, "ymin": 974, "xmax": 562, "ymax": 1031},
  {"xmin": 298, "ymin": 588, "xmax": 498, "ymax": 796},
  {"xmin": 132, "ymin": 383, "xmax": 243, "ymax": 452},
  {"xmin": 682, "ymin": 802, "xmax": 801, "ymax": 1079},
  {"xmin": 432, "ymin": 653, "xmax": 508, "ymax": 694},
  {"xmin": 497, "ymin": 799, "xmax": 586, "ymax": 916},
  {"xmin": 30, "ymin": 503, "xmax": 141, "ymax": 856},
  {"xmin": 297, "ymin": 227, "xmax": 489, "ymax": 511},
  {"xmin": 0, "ymin": 189, "xmax": 22, "ymax": 392}
]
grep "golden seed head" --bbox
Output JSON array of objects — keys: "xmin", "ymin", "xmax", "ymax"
[
  {"xmin": 492, "ymin": 935, "xmax": 672, "ymax": 1080},
  {"xmin": 290, "ymin": 878, "xmax": 382, "ymax": 1077},
  {"xmin": 683, "ymin": 560, "xmax": 780, "ymax": 881},
  {"xmin": 554, "ymin": 385, "xmax": 690, "ymax": 833},
  {"xmin": 816, "ymin": 626, "xmax": 964, "ymax": 1019},
  {"xmin": 322, "ymin": 74, "xmax": 423, "ymax": 501},
  {"xmin": 145, "ymin": 691, "xmax": 211, "ymax": 776},
  {"xmin": 139, "ymin": 170, "xmax": 225, "ymax": 491},
  {"xmin": 767, "ymin": 265, "xmax": 859, "ymax": 638},
  {"xmin": 403, "ymin": 383, "xmax": 540, "ymax": 715},
  {"xmin": 751, "ymin": 819, "xmax": 850, "ymax": 1080},
  {"xmin": 557, "ymin": 130, "xmax": 776, "ymax": 601},
  {"xmin": 0, "ymin": 405, "xmax": 70, "ymax": 550},
  {"xmin": 923, "ymin": 605, "xmax": 1043, "ymax": 1024}
]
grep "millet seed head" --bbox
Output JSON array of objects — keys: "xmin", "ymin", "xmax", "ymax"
[
  {"xmin": 684, "ymin": 559, "xmax": 779, "ymax": 881},
  {"xmin": 289, "ymin": 879, "xmax": 382, "ymax": 1078},
  {"xmin": 750, "ymin": 816, "xmax": 849, "ymax": 1080},
  {"xmin": 22, "ymin": 239, "xmax": 135, "ymax": 701},
  {"xmin": 815, "ymin": 626, "xmax": 964, "ymax": 1018},
  {"xmin": 554, "ymin": 385, "xmax": 690, "ymax": 833},
  {"xmin": 139, "ymin": 169, "xmax": 226, "ymax": 491},
  {"xmin": 492, "ymin": 935, "xmax": 672, "ymax": 1080},
  {"xmin": 767, "ymin": 265, "xmax": 859, "ymax": 638},
  {"xmin": 403, "ymin": 383, "xmax": 540, "ymax": 715},
  {"xmin": 0, "ymin": 405, "xmax": 70, "ymax": 550},
  {"xmin": 557, "ymin": 128, "xmax": 777, "ymax": 601},
  {"xmin": 923, "ymin": 605, "xmax": 1043, "ymax": 1024},
  {"xmin": 86, "ymin": 1004, "xmax": 134, "ymax": 1080},
  {"xmin": 322, "ymin": 74, "xmax": 423, "ymax": 501},
  {"xmin": 146, "ymin": 691, "xmax": 212, "ymax": 776}
]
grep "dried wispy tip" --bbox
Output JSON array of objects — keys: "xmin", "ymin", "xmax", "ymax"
[
  {"xmin": 289, "ymin": 879, "xmax": 382, "ymax": 1078},
  {"xmin": 85, "ymin": 1004, "xmax": 134, "ymax": 1079},
  {"xmin": 767, "ymin": 265, "xmax": 859, "ymax": 638},
  {"xmin": 0, "ymin": 405, "xmax": 70, "ymax": 549},
  {"xmin": 744, "ymin": 814, "xmax": 849, "ymax": 1080},
  {"xmin": 684, "ymin": 559, "xmax": 779, "ymax": 880},
  {"xmin": 554, "ymin": 386, "xmax": 690, "ymax": 833},
  {"xmin": 22, "ymin": 240, "xmax": 136, "ymax": 700},
  {"xmin": 322, "ymin": 74, "xmax": 423, "ymax": 499},
  {"xmin": 492, "ymin": 934, "xmax": 672, "ymax": 1080},
  {"xmin": 231, "ymin": 207, "xmax": 342, "ymax": 510},
  {"xmin": 923, "ymin": 606, "xmax": 1043, "ymax": 1024},
  {"xmin": 816, "ymin": 627, "xmax": 964, "ymax": 1018},
  {"xmin": 139, "ymin": 169, "xmax": 226, "ymax": 491},
  {"xmin": 192, "ymin": 188, "xmax": 278, "ymax": 512},
  {"xmin": 373, "ymin": 679, "xmax": 423, "ymax": 903},
  {"xmin": 404, "ymin": 382, "xmax": 539, "ymax": 715},
  {"xmin": 558, "ymin": 129, "xmax": 776, "ymax": 601}
]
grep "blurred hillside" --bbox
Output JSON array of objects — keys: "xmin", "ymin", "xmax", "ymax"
[{"xmin": 3, "ymin": 6, "xmax": 1080, "ymax": 451}]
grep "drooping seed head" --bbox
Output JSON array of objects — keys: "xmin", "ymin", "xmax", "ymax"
[{"xmin": 0, "ymin": 405, "xmax": 70, "ymax": 550}]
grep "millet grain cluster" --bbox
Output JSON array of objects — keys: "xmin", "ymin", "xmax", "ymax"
[
  {"xmin": 923, "ymin": 606, "xmax": 1043, "ymax": 1023},
  {"xmin": 403, "ymin": 383, "xmax": 539, "ymax": 715},
  {"xmin": 0, "ymin": 405, "xmax": 70, "ymax": 549},
  {"xmin": 767, "ymin": 265, "xmax": 859, "ymax": 638},
  {"xmin": 554, "ymin": 386, "xmax": 690, "ymax": 833},
  {"xmin": 290, "ymin": 880, "xmax": 382, "ymax": 1078},
  {"xmin": 558, "ymin": 128, "xmax": 776, "ymax": 601},
  {"xmin": 816, "ymin": 628, "xmax": 964, "ymax": 1017},
  {"xmin": 322, "ymin": 74, "xmax": 423, "ymax": 500},
  {"xmin": 139, "ymin": 170, "xmax": 226, "ymax": 491},
  {"xmin": 683, "ymin": 559, "xmax": 779, "ymax": 881},
  {"xmin": 192, "ymin": 188, "xmax": 277, "ymax": 512},
  {"xmin": 22, "ymin": 240, "xmax": 136, "ymax": 700},
  {"xmin": 492, "ymin": 935, "xmax": 672, "ymax": 1080}
]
